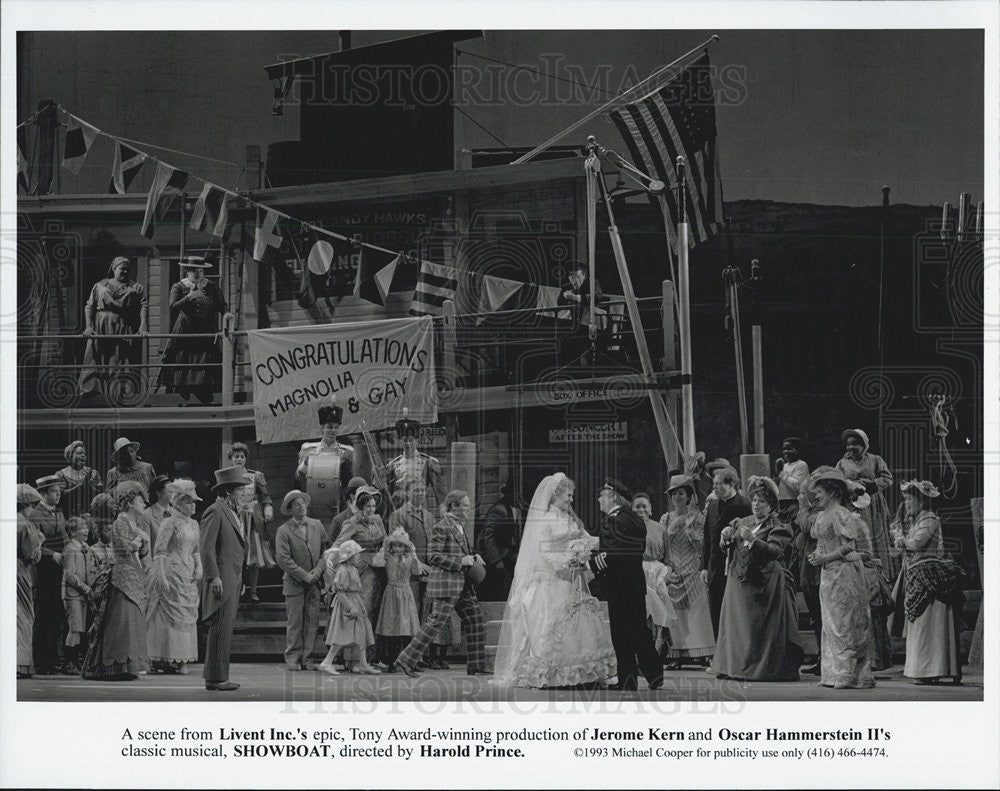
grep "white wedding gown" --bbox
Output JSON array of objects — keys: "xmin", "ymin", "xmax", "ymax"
[{"xmin": 493, "ymin": 477, "xmax": 616, "ymax": 688}]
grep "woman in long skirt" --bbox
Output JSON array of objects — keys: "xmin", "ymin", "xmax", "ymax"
[
  {"xmin": 660, "ymin": 475, "xmax": 715, "ymax": 668},
  {"xmin": 890, "ymin": 480, "xmax": 963, "ymax": 685},
  {"xmin": 17, "ymin": 485, "xmax": 44, "ymax": 678},
  {"xmin": 711, "ymin": 477, "xmax": 803, "ymax": 681},
  {"xmin": 806, "ymin": 469, "xmax": 875, "ymax": 689},
  {"xmin": 146, "ymin": 481, "xmax": 203, "ymax": 673},
  {"xmin": 83, "ymin": 482, "xmax": 151, "ymax": 681}
]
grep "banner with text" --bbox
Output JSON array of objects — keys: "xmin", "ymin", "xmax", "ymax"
[{"xmin": 248, "ymin": 317, "xmax": 437, "ymax": 444}]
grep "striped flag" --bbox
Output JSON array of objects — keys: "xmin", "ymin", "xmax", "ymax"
[
  {"xmin": 409, "ymin": 261, "xmax": 458, "ymax": 316},
  {"xmin": 189, "ymin": 181, "xmax": 230, "ymax": 238},
  {"xmin": 108, "ymin": 141, "xmax": 146, "ymax": 194},
  {"xmin": 62, "ymin": 118, "xmax": 98, "ymax": 174},
  {"xmin": 607, "ymin": 53, "xmax": 724, "ymax": 251},
  {"xmin": 140, "ymin": 161, "xmax": 190, "ymax": 239}
]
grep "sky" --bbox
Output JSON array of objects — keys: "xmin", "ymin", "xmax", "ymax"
[{"xmin": 15, "ymin": 27, "xmax": 985, "ymax": 207}]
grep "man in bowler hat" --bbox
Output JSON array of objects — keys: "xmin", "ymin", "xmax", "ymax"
[
  {"xmin": 200, "ymin": 465, "xmax": 252, "ymax": 690},
  {"xmin": 589, "ymin": 478, "xmax": 663, "ymax": 691}
]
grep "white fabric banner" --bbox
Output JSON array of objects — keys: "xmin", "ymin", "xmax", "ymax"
[{"xmin": 247, "ymin": 316, "xmax": 438, "ymax": 444}]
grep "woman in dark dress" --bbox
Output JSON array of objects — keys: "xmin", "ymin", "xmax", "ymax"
[
  {"xmin": 157, "ymin": 256, "xmax": 232, "ymax": 404},
  {"xmin": 54, "ymin": 440, "xmax": 104, "ymax": 523},
  {"xmin": 79, "ymin": 256, "xmax": 148, "ymax": 396},
  {"xmin": 82, "ymin": 482, "xmax": 151, "ymax": 680},
  {"xmin": 711, "ymin": 476, "xmax": 804, "ymax": 681}
]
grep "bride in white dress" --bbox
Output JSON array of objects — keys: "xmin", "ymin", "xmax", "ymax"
[{"xmin": 492, "ymin": 473, "xmax": 616, "ymax": 688}]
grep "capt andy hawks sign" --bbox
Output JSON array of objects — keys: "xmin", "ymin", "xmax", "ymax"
[{"xmin": 248, "ymin": 317, "xmax": 438, "ymax": 444}]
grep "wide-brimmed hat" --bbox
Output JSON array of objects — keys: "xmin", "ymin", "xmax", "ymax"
[
  {"xmin": 600, "ymin": 477, "xmax": 631, "ymax": 500},
  {"xmin": 747, "ymin": 475, "xmax": 780, "ymax": 502},
  {"xmin": 384, "ymin": 527, "xmax": 415, "ymax": 550},
  {"xmin": 211, "ymin": 465, "xmax": 252, "ymax": 493},
  {"xmin": 352, "ymin": 485, "xmax": 382, "ymax": 507},
  {"xmin": 337, "ymin": 539, "xmax": 363, "ymax": 562},
  {"xmin": 281, "ymin": 489, "xmax": 311, "ymax": 515},
  {"xmin": 17, "ymin": 484, "xmax": 42, "ymax": 506},
  {"xmin": 111, "ymin": 437, "xmax": 140, "ymax": 459},
  {"xmin": 167, "ymin": 479, "xmax": 202, "ymax": 503},
  {"xmin": 34, "ymin": 474, "xmax": 63, "ymax": 492},
  {"xmin": 318, "ymin": 404, "xmax": 343, "ymax": 426},
  {"xmin": 810, "ymin": 467, "xmax": 849, "ymax": 488},
  {"xmin": 179, "ymin": 255, "xmax": 211, "ymax": 269},
  {"xmin": 841, "ymin": 428, "xmax": 870, "ymax": 451},
  {"xmin": 900, "ymin": 479, "xmax": 941, "ymax": 499},
  {"xmin": 63, "ymin": 440, "xmax": 86, "ymax": 463},
  {"xmin": 704, "ymin": 457, "xmax": 732, "ymax": 474},
  {"xmin": 665, "ymin": 474, "xmax": 695, "ymax": 496}
]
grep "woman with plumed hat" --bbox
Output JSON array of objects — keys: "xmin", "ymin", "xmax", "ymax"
[
  {"xmin": 805, "ymin": 468, "xmax": 876, "ymax": 689},
  {"xmin": 227, "ymin": 442, "xmax": 275, "ymax": 603},
  {"xmin": 711, "ymin": 476, "xmax": 804, "ymax": 681},
  {"xmin": 79, "ymin": 256, "xmax": 148, "ymax": 396},
  {"xmin": 156, "ymin": 256, "xmax": 232, "ymax": 404},
  {"xmin": 889, "ymin": 480, "xmax": 964, "ymax": 684},
  {"xmin": 145, "ymin": 480, "xmax": 203, "ymax": 674},
  {"xmin": 82, "ymin": 481, "xmax": 151, "ymax": 680},
  {"xmin": 16, "ymin": 485, "xmax": 44, "ymax": 678},
  {"xmin": 836, "ymin": 428, "xmax": 898, "ymax": 582},
  {"xmin": 54, "ymin": 440, "xmax": 105, "ymax": 521},
  {"xmin": 659, "ymin": 475, "xmax": 715, "ymax": 669}
]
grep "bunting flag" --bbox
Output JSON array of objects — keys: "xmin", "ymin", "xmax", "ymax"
[
  {"xmin": 62, "ymin": 118, "xmax": 98, "ymax": 174},
  {"xmin": 535, "ymin": 284, "xmax": 562, "ymax": 312},
  {"xmin": 140, "ymin": 161, "xmax": 190, "ymax": 239},
  {"xmin": 108, "ymin": 141, "xmax": 146, "ymax": 194},
  {"xmin": 253, "ymin": 209, "xmax": 283, "ymax": 261},
  {"xmin": 16, "ymin": 126, "xmax": 31, "ymax": 195},
  {"xmin": 476, "ymin": 274, "xmax": 525, "ymax": 323},
  {"xmin": 607, "ymin": 52, "xmax": 724, "ymax": 251},
  {"xmin": 409, "ymin": 261, "xmax": 459, "ymax": 316},
  {"xmin": 354, "ymin": 248, "xmax": 401, "ymax": 306},
  {"xmin": 189, "ymin": 181, "xmax": 230, "ymax": 238}
]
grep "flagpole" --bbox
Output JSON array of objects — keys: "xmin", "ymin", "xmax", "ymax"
[
  {"xmin": 510, "ymin": 34, "xmax": 719, "ymax": 166},
  {"xmin": 676, "ymin": 156, "xmax": 697, "ymax": 459}
]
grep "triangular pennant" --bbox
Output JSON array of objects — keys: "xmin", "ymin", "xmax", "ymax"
[
  {"xmin": 253, "ymin": 210, "xmax": 283, "ymax": 261},
  {"xmin": 354, "ymin": 247, "xmax": 399, "ymax": 306},
  {"xmin": 108, "ymin": 141, "xmax": 146, "ymax": 194},
  {"xmin": 374, "ymin": 253, "xmax": 402, "ymax": 303},
  {"xmin": 62, "ymin": 118, "xmax": 98, "ymax": 174},
  {"xmin": 141, "ymin": 162, "xmax": 190, "ymax": 239},
  {"xmin": 535, "ymin": 284, "xmax": 562, "ymax": 312},
  {"xmin": 476, "ymin": 274, "xmax": 525, "ymax": 323},
  {"xmin": 189, "ymin": 181, "xmax": 230, "ymax": 238}
]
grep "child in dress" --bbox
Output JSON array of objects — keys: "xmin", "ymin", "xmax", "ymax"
[
  {"xmin": 374, "ymin": 528, "xmax": 424, "ymax": 670},
  {"xmin": 61, "ymin": 517, "xmax": 94, "ymax": 673},
  {"xmin": 318, "ymin": 540, "xmax": 380, "ymax": 675}
]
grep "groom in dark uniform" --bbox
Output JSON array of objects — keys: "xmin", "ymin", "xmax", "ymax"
[{"xmin": 589, "ymin": 478, "xmax": 663, "ymax": 691}]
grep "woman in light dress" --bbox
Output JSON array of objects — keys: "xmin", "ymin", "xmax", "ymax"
[
  {"xmin": 145, "ymin": 480, "xmax": 203, "ymax": 673},
  {"xmin": 493, "ymin": 473, "xmax": 616, "ymax": 688}
]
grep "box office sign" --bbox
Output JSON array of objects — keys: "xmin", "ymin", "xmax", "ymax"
[
  {"xmin": 248, "ymin": 316, "xmax": 438, "ymax": 444},
  {"xmin": 549, "ymin": 421, "xmax": 629, "ymax": 443}
]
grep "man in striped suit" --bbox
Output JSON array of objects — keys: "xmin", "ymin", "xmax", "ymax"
[{"xmin": 200, "ymin": 466, "xmax": 252, "ymax": 691}]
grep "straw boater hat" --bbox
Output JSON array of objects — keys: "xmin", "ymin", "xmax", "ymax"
[
  {"xmin": 665, "ymin": 474, "xmax": 695, "ymax": 496},
  {"xmin": 211, "ymin": 466, "xmax": 252, "ymax": 493},
  {"xmin": 337, "ymin": 539, "xmax": 363, "ymax": 563},
  {"xmin": 281, "ymin": 489, "xmax": 311, "ymax": 516},
  {"xmin": 841, "ymin": 428, "xmax": 870, "ymax": 451},
  {"xmin": 34, "ymin": 474, "xmax": 63, "ymax": 492},
  {"xmin": 17, "ymin": 484, "xmax": 42, "ymax": 506},
  {"xmin": 63, "ymin": 440, "xmax": 86, "ymax": 463},
  {"xmin": 900, "ymin": 480, "xmax": 941, "ymax": 499},
  {"xmin": 179, "ymin": 255, "xmax": 211, "ymax": 269}
]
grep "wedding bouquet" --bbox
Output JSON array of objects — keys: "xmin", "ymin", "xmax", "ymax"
[{"xmin": 567, "ymin": 535, "xmax": 599, "ymax": 569}]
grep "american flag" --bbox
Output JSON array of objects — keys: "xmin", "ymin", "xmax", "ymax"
[
  {"xmin": 408, "ymin": 260, "xmax": 459, "ymax": 316},
  {"xmin": 607, "ymin": 53, "xmax": 724, "ymax": 251}
]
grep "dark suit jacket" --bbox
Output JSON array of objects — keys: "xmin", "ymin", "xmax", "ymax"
[
  {"xmin": 475, "ymin": 499, "xmax": 521, "ymax": 573},
  {"xmin": 701, "ymin": 493, "xmax": 752, "ymax": 583},
  {"xmin": 199, "ymin": 499, "xmax": 247, "ymax": 619},
  {"xmin": 589, "ymin": 506, "xmax": 647, "ymax": 598},
  {"xmin": 274, "ymin": 517, "xmax": 327, "ymax": 596}
]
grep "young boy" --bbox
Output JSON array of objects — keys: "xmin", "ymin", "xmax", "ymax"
[{"xmin": 61, "ymin": 517, "xmax": 94, "ymax": 673}]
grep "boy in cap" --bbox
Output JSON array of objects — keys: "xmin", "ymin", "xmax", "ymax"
[{"xmin": 61, "ymin": 517, "xmax": 95, "ymax": 673}]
